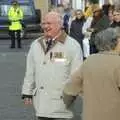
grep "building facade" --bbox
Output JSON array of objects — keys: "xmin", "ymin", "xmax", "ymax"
[
  {"xmin": 34, "ymin": 0, "xmax": 49, "ymax": 19},
  {"xmin": 33, "ymin": 0, "xmax": 116, "ymax": 19}
]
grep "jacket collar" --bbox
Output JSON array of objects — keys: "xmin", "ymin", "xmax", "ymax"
[
  {"xmin": 38, "ymin": 31, "xmax": 67, "ymax": 54},
  {"xmin": 53, "ymin": 30, "xmax": 67, "ymax": 44},
  {"xmin": 58, "ymin": 30, "xmax": 67, "ymax": 44}
]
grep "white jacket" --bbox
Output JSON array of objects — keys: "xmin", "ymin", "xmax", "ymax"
[
  {"xmin": 82, "ymin": 17, "xmax": 93, "ymax": 39},
  {"xmin": 22, "ymin": 34, "xmax": 83, "ymax": 118},
  {"xmin": 82, "ymin": 17, "xmax": 93, "ymax": 58}
]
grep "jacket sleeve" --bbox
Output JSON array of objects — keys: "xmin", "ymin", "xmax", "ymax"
[
  {"xmin": 18, "ymin": 7, "xmax": 24, "ymax": 20},
  {"xmin": 82, "ymin": 17, "xmax": 93, "ymax": 37},
  {"xmin": 63, "ymin": 66, "xmax": 83, "ymax": 108},
  {"xmin": 21, "ymin": 45, "xmax": 35, "ymax": 96},
  {"xmin": 64, "ymin": 66, "xmax": 83, "ymax": 96},
  {"xmin": 115, "ymin": 66, "xmax": 120, "ymax": 89},
  {"xmin": 70, "ymin": 42, "xmax": 83, "ymax": 75},
  {"xmin": 63, "ymin": 40, "xmax": 83, "ymax": 107}
]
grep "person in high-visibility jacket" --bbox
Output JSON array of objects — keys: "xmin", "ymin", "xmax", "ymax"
[{"xmin": 8, "ymin": 0, "xmax": 24, "ymax": 48}]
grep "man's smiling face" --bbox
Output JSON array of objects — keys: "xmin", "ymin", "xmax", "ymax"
[{"xmin": 42, "ymin": 12, "xmax": 62, "ymax": 39}]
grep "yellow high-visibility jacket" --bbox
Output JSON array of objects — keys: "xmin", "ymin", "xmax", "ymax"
[{"xmin": 8, "ymin": 6, "xmax": 23, "ymax": 30}]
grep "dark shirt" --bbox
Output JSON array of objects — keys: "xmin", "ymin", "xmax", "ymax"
[
  {"xmin": 110, "ymin": 21, "xmax": 120, "ymax": 28},
  {"xmin": 70, "ymin": 18, "xmax": 86, "ymax": 50},
  {"xmin": 63, "ymin": 13, "xmax": 70, "ymax": 34},
  {"xmin": 90, "ymin": 15, "xmax": 110, "ymax": 54}
]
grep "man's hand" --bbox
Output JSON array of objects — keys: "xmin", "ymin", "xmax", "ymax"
[{"xmin": 23, "ymin": 98, "xmax": 32, "ymax": 105}]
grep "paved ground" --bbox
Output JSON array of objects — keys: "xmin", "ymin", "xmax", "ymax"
[{"xmin": 0, "ymin": 38, "xmax": 82, "ymax": 120}]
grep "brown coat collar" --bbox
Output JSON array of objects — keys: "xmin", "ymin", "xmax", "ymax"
[
  {"xmin": 38, "ymin": 31, "xmax": 67, "ymax": 54},
  {"xmin": 56, "ymin": 30, "xmax": 67, "ymax": 44}
]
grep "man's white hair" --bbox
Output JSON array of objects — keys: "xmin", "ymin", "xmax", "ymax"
[{"xmin": 46, "ymin": 11, "xmax": 63, "ymax": 27}]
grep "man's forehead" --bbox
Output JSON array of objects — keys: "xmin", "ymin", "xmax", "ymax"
[{"xmin": 44, "ymin": 12, "xmax": 60, "ymax": 19}]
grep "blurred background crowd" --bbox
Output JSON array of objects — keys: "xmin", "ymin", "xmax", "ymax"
[{"xmin": 44, "ymin": 0, "xmax": 120, "ymax": 59}]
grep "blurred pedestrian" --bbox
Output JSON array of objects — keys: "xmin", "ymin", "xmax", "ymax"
[
  {"xmin": 70, "ymin": 9, "xmax": 86, "ymax": 57},
  {"xmin": 21, "ymin": 11, "xmax": 83, "ymax": 120},
  {"xmin": 8, "ymin": 0, "xmax": 23, "ymax": 48},
  {"xmin": 63, "ymin": 27, "xmax": 120, "ymax": 120},
  {"xmin": 63, "ymin": 8, "xmax": 70, "ymax": 34},
  {"xmin": 68, "ymin": 9, "xmax": 75, "ymax": 33},
  {"xmin": 89, "ymin": 5, "xmax": 109, "ymax": 54},
  {"xmin": 111, "ymin": 7, "xmax": 120, "ymax": 27},
  {"xmin": 82, "ymin": 4, "xmax": 102, "ymax": 59}
]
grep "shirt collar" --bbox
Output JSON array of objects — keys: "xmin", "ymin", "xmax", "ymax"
[{"xmin": 46, "ymin": 30, "xmax": 67, "ymax": 44}]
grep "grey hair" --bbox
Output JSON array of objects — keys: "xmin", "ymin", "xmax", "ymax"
[
  {"xmin": 51, "ymin": 11, "xmax": 64, "ymax": 27},
  {"xmin": 45, "ymin": 11, "xmax": 64, "ymax": 28},
  {"xmin": 94, "ymin": 27, "xmax": 120, "ymax": 51}
]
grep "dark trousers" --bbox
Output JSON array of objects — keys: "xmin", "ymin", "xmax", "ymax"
[
  {"xmin": 90, "ymin": 44, "xmax": 98, "ymax": 54},
  {"xmin": 9, "ymin": 30, "xmax": 21, "ymax": 48},
  {"xmin": 38, "ymin": 117, "xmax": 70, "ymax": 120}
]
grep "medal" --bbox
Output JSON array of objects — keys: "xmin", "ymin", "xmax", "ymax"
[{"xmin": 43, "ymin": 61, "xmax": 46, "ymax": 64}]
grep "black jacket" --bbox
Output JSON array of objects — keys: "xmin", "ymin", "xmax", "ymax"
[
  {"xmin": 70, "ymin": 18, "xmax": 86, "ymax": 50},
  {"xmin": 110, "ymin": 21, "xmax": 120, "ymax": 28}
]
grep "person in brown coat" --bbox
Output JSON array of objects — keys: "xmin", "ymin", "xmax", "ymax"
[
  {"xmin": 89, "ymin": 5, "xmax": 110, "ymax": 54},
  {"xmin": 63, "ymin": 27, "xmax": 120, "ymax": 120}
]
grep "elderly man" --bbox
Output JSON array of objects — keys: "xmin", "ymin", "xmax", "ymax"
[
  {"xmin": 63, "ymin": 27, "xmax": 120, "ymax": 120},
  {"xmin": 21, "ymin": 11, "xmax": 83, "ymax": 120}
]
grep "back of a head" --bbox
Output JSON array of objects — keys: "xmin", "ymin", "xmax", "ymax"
[{"xmin": 95, "ymin": 28, "xmax": 118, "ymax": 51}]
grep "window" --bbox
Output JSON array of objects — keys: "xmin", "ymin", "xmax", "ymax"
[
  {"xmin": 20, "ymin": 5, "xmax": 33, "ymax": 16},
  {"xmin": 0, "ymin": 4, "xmax": 33, "ymax": 17},
  {"xmin": 0, "ymin": 5, "xmax": 10, "ymax": 16}
]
